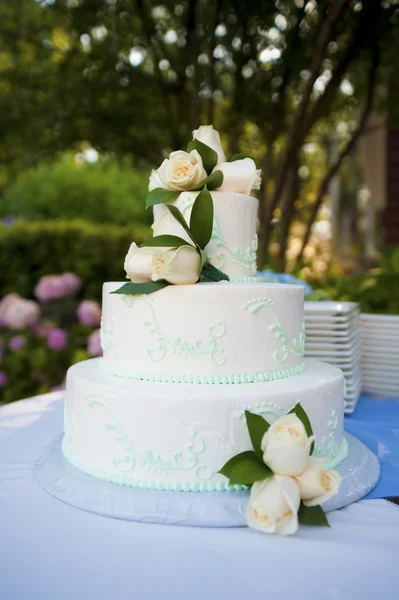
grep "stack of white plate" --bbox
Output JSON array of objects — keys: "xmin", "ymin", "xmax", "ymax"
[
  {"xmin": 303, "ymin": 302, "xmax": 362, "ymax": 414},
  {"xmin": 361, "ymin": 313, "xmax": 399, "ymax": 399}
]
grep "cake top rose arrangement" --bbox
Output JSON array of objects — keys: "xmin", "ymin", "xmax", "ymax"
[
  {"xmin": 219, "ymin": 404, "xmax": 341, "ymax": 536},
  {"xmin": 113, "ymin": 125, "xmax": 261, "ymax": 297}
]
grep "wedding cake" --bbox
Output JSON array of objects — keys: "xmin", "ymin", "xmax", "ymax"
[{"xmin": 62, "ymin": 126, "xmax": 347, "ymax": 496}]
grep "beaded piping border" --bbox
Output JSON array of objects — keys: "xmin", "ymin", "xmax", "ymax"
[
  {"xmin": 62, "ymin": 435, "xmax": 348, "ymax": 493},
  {"xmin": 62, "ymin": 438, "xmax": 246, "ymax": 492},
  {"xmin": 99, "ymin": 359, "xmax": 307, "ymax": 385}
]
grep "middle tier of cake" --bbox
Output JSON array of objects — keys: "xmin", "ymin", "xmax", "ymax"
[{"xmin": 101, "ymin": 282, "xmax": 306, "ymax": 384}]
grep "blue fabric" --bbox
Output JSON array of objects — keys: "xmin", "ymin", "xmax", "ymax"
[
  {"xmin": 345, "ymin": 394, "xmax": 399, "ymax": 499},
  {"xmin": 256, "ymin": 269, "xmax": 312, "ymax": 296}
]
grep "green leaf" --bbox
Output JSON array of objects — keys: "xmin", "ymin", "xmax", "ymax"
[
  {"xmin": 227, "ymin": 153, "xmax": 250, "ymax": 162},
  {"xmin": 245, "ymin": 411, "xmax": 270, "ymax": 461},
  {"xmin": 298, "ymin": 503, "xmax": 330, "ymax": 527},
  {"xmin": 166, "ymin": 204, "xmax": 197, "ymax": 246},
  {"xmin": 228, "ymin": 458, "xmax": 273, "ymax": 486},
  {"xmin": 218, "ymin": 450, "xmax": 258, "ymax": 479},
  {"xmin": 145, "ymin": 188, "xmax": 180, "ymax": 208},
  {"xmin": 191, "ymin": 170, "xmax": 224, "ymax": 191},
  {"xmin": 142, "ymin": 235, "xmax": 192, "ymax": 248},
  {"xmin": 111, "ymin": 281, "xmax": 169, "ymax": 296},
  {"xmin": 200, "ymin": 261, "xmax": 229, "ymax": 282},
  {"xmin": 289, "ymin": 402, "xmax": 315, "ymax": 454},
  {"xmin": 189, "ymin": 185, "xmax": 214, "ymax": 249},
  {"xmin": 187, "ymin": 139, "xmax": 218, "ymax": 174}
]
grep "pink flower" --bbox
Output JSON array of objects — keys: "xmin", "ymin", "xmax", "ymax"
[
  {"xmin": 87, "ymin": 328, "xmax": 102, "ymax": 356},
  {"xmin": 51, "ymin": 381, "xmax": 66, "ymax": 393},
  {"xmin": 9, "ymin": 335, "xmax": 26, "ymax": 352},
  {"xmin": 47, "ymin": 328, "xmax": 68, "ymax": 351},
  {"xmin": 0, "ymin": 294, "xmax": 40, "ymax": 330},
  {"xmin": 35, "ymin": 276, "xmax": 66, "ymax": 302},
  {"xmin": 0, "ymin": 371, "xmax": 8, "ymax": 387},
  {"xmin": 77, "ymin": 300, "xmax": 102, "ymax": 326},
  {"xmin": 60, "ymin": 273, "xmax": 82, "ymax": 296},
  {"xmin": 33, "ymin": 322, "xmax": 54, "ymax": 338}
]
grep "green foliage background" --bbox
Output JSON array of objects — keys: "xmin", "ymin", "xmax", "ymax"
[
  {"xmin": 0, "ymin": 219, "xmax": 148, "ymax": 300},
  {"xmin": 0, "ymin": 156, "xmax": 151, "ymax": 226}
]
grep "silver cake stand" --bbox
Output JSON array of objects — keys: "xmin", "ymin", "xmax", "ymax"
[{"xmin": 35, "ymin": 433, "xmax": 380, "ymax": 527}]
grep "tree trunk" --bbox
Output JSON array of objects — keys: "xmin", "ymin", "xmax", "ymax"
[
  {"xmin": 296, "ymin": 16, "xmax": 381, "ymax": 267},
  {"xmin": 277, "ymin": 154, "xmax": 300, "ymax": 272}
]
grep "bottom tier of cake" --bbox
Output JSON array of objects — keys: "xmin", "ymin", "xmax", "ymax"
[{"xmin": 63, "ymin": 358, "xmax": 347, "ymax": 492}]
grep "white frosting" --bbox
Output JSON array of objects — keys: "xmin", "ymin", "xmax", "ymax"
[
  {"xmin": 101, "ymin": 282, "xmax": 305, "ymax": 382},
  {"xmin": 153, "ymin": 191, "xmax": 259, "ymax": 278},
  {"xmin": 63, "ymin": 358, "xmax": 345, "ymax": 491}
]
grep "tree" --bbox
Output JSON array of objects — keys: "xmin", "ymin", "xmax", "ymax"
[{"xmin": 1, "ymin": 0, "xmax": 398, "ymax": 270}]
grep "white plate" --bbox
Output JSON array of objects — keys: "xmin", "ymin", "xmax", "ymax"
[
  {"xmin": 305, "ymin": 352, "xmax": 362, "ymax": 363},
  {"xmin": 360, "ymin": 313, "xmax": 399, "ymax": 324},
  {"xmin": 362, "ymin": 385, "xmax": 399, "ymax": 398},
  {"xmin": 362, "ymin": 356, "xmax": 399, "ymax": 373},
  {"xmin": 305, "ymin": 338, "xmax": 362, "ymax": 353},
  {"xmin": 362, "ymin": 342, "xmax": 399, "ymax": 353},
  {"xmin": 304, "ymin": 301, "xmax": 359, "ymax": 316},
  {"xmin": 305, "ymin": 331, "xmax": 362, "ymax": 344},
  {"xmin": 362, "ymin": 333, "xmax": 399, "ymax": 345},
  {"xmin": 305, "ymin": 321, "xmax": 361, "ymax": 335}
]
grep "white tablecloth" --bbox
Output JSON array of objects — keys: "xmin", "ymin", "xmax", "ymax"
[{"xmin": 1, "ymin": 392, "xmax": 398, "ymax": 600}]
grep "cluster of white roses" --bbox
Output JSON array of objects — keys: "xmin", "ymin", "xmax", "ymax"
[
  {"xmin": 247, "ymin": 413, "xmax": 341, "ymax": 536},
  {"xmin": 149, "ymin": 125, "xmax": 261, "ymax": 195},
  {"xmin": 124, "ymin": 125, "xmax": 260, "ymax": 287}
]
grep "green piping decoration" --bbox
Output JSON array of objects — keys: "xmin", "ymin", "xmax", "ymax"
[
  {"xmin": 85, "ymin": 393, "xmax": 215, "ymax": 480},
  {"xmin": 176, "ymin": 194, "xmax": 257, "ymax": 274},
  {"xmin": 120, "ymin": 295, "xmax": 226, "ymax": 366},
  {"xmin": 243, "ymin": 296, "xmax": 305, "ymax": 363},
  {"xmin": 323, "ymin": 436, "xmax": 348, "ymax": 470},
  {"xmin": 210, "ymin": 218, "xmax": 257, "ymax": 274},
  {"xmin": 100, "ymin": 358, "xmax": 307, "ymax": 385},
  {"xmin": 312, "ymin": 410, "xmax": 339, "ymax": 461},
  {"xmin": 61, "ymin": 435, "xmax": 348, "ymax": 491}
]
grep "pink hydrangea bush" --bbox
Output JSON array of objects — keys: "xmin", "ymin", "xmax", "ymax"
[{"xmin": 0, "ymin": 273, "xmax": 102, "ymax": 403}]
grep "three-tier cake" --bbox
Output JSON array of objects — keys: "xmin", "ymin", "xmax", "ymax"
[{"xmin": 62, "ymin": 126, "xmax": 347, "ymax": 494}]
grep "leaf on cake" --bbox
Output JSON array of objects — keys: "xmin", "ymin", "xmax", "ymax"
[
  {"xmin": 218, "ymin": 450, "xmax": 272, "ymax": 486},
  {"xmin": 245, "ymin": 410, "xmax": 270, "ymax": 461},
  {"xmin": 142, "ymin": 235, "xmax": 193, "ymax": 248},
  {"xmin": 189, "ymin": 186, "xmax": 214, "ymax": 249},
  {"xmin": 187, "ymin": 139, "xmax": 218, "ymax": 174},
  {"xmin": 145, "ymin": 188, "xmax": 180, "ymax": 208},
  {"xmin": 166, "ymin": 204, "xmax": 198, "ymax": 247},
  {"xmin": 200, "ymin": 262, "xmax": 229, "ymax": 282},
  {"xmin": 298, "ymin": 503, "xmax": 330, "ymax": 527},
  {"xmin": 288, "ymin": 402, "xmax": 315, "ymax": 454},
  {"xmin": 191, "ymin": 170, "xmax": 223, "ymax": 191},
  {"xmin": 111, "ymin": 281, "xmax": 169, "ymax": 296},
  {"xmin": 227, "ymin": 152, "xmax": 250, "ymax": 162}
]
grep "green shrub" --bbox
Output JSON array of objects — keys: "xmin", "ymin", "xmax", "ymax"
[
  {"xmin": 0, "ymin": 155, "xmax": 152, "ymax": 226},
  {"xmin": 0, "ymin": 219, "xmax": 150, "ymax": 299}
]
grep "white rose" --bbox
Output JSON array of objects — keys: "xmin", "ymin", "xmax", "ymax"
[
  {"xmin": 152, "ymin": 210, "xmax": 192, "ymax": 244},
  {"xmin": 295, "ymin": 457, "xmax": 341, "ymax": 507},
  {"xmin": 246, "ymin": 475, "xmax": 300, "ymax": 536},
  {"xmin": 151, "ymin": 245, "xmax": 201, "ymax": 285},
  {"xmin": 192, "ymin": 125, "xmax": 226, "ymax": 164},
  {"xmin": 261, "ymin": 414, "xmax": 313, "ymax": 476},
  {"xmin": 124, "ymin": 242, "xmax": 156, "ymax": 283},
  {"xmin": 155, "ymin": 150, "xmax": 207, "ymax": 192},
  {"xmin": 213, "ymin": 158, "xmax": 261, "ymax": 195},
  {"xmin": 148, "ymin": 169, "xmax": 163, "ymax": 192}
]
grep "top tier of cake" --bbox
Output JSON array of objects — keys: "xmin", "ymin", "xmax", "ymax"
[
  {"xmin": 101, "ymin": 281, "xmax": 305, "ymax": 384},
  {"xmin": 152, "ymin": 190, "xmax": 259, "ymax": 279}
]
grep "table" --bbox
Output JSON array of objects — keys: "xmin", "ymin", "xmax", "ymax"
[{"xmin": 1, "ymin": 392, "xmax": 399, "ymax": 600}]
